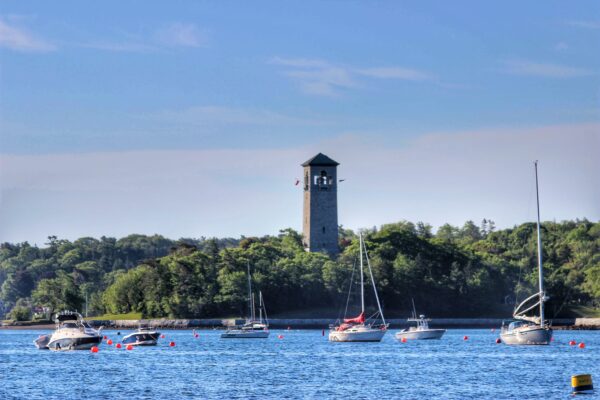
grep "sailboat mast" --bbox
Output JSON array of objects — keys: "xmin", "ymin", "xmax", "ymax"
[
  {"xmin": 363, "ymin": 237, "xmax": 386, "ymax": 326},
  {"xmin": 259, "ymin": 291, "xmax": 263, "ymax": 323},
  {"xmin": 359, "ymin": 233, "xmax": 365, "ymax": 314},
  {"xmin": 247, "ymin": 262, "xmax": 254, "ymax": 321},
  {"xmin": 534, "ymin": 161, "xmax": 545, "ymax": 327}
]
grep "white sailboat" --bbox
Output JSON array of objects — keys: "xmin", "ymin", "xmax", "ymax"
[
  {"xmin": 500, "ymin": 161, "xmax": 553, "ymax": 345},
  {"xmin": 329, "ymin": 233, "xmax": 388, "ymax": 342},
  {"xmin": 221, "ymin": 263, "xmax": 270, "ymax": 339},
  {"xmin": 395, "ymin": 299, "xmax": 446, "ymax": 340}
]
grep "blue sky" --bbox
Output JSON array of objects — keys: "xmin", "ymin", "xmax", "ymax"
[{"xmin": 1, "ymin": 1, "xmax": 599, "ymax": 243}]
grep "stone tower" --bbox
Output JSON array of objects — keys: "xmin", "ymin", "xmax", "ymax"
[{"xmin": 302, "ymin": 153, "xmax": 339, "ymax": 256}]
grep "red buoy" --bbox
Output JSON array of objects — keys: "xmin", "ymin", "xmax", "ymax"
[
  {"xmin": 161, "ymin": 334, "xmax": 165, "ymax": 339},
  {"xmin": 103, "ymin": 335, "xmax": 107, "ymax": 340},
  {"xmin": 495, "ymin": 338, "xmax": 501, "ymax": 344},
  {"xmin": 401, "ymin": 337, "xmax": 407, "ymax": 343},
  {"xmin": 169, "ymin": 341, "xmax": 176, "ymax": 347},
  {"xmin": 194, "ymin": 334, "xmax": 199, "ymax": 338},
  {"xmin": 278, "ymin": 335, "xmax": 284, "ymax": 339},
  {"xmin": 126, "ymin": 344, "xmax": 133, "ymax": 350},
  {"xmin": 116, "ymin": 343, "xmax": 122, "ymax": 349},
  {"xmin": 90, "ymin": 346, "xmax": 99, "ymax": 353},
  {"xmin": 463, "ymin": 335, "xmax": 469, "ymax": 341},
  {"xmin": 107, "ymin": 339, "xmax": 113, "ymax": 345},
  {"xmin": 578, "ymin": 342, "xmax": 585, "ymax": 349},
  {"xmin": 569, "ymin": 340, "xmax": 577, "ymax": 346}
]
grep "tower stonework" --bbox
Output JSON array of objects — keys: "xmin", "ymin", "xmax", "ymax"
[{"xmin": 302, "ymin": 153, "xmax": 339, "ymax": 256}]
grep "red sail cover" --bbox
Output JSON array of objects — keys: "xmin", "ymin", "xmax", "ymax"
[{"xmin": 344, "ymin": 312, "xmax": 365, "ymax": 324}]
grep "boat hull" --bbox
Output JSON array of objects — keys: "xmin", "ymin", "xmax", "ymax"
[
  {"xmin": 329, "ymin": 328, "xmax": 386, "ymax": 342},
  {"xmin": 33, "ymin": 334, "xmax": 51, "ymax": 350},
  {"xmin": 47, "ymin": 335, "xmax": 102, "ymax": 351},
  {"xmin": 500, "ymin": 326, "xmax": 552, "ymax": 345},
  {"xmin": 122, "ymin": 332, "xmax": 160, "ymax": 346},
  {"xmin": 221, "ymin": 330, "xmax": 270, "ymax": 339},
  {"xmin": 395, "ymin": 329, "xmax": 446, "ymax": 340}
]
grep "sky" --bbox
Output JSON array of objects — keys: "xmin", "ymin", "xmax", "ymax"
[{"xmin": 0, "ymin": 1, "xmax": 599, "ymax": 244}]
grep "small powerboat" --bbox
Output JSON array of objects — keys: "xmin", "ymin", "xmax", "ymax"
[
  {"xmin": 122, "ymin": 326, "xmax": 160, "ymax": 346},
  {"xmin": 395, "ymin": 314, "xmax": 446, "ymax": 340},
  {"xmin": 33, "ymin": 334, "xmax": 51, "ymax": 350},
  {"xmin": 46, "ymin": 311, "xmax": 103, "ymax": 351}
]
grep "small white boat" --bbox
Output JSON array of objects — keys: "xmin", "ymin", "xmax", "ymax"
[
  {"xmin": 500, "ymin": 161, "xmax": 553, "ymax": 346},
  {"xmin": 33, "ymin": 334, "xmax": 51, "ymax": 350},
  {"xmin": 329, "ymin": 233, "xmax": 388, "ymax": 343},
  {"xmin": 122, "ymin": 326, "xmax": 160, "ymax": 346},
  {"xmin": 221, "ymin": 264, "xmax": 270, "ymax": 339},
  {"xmin": 395, "ymin": 300, "xmax": 445, "ymax": 340},
  {"xmin": 46, "ymin": 311, "xmax": 103, "ymax": 351},
  {"xmin": 395, "ymin": 315, "xmax": 446, "ymax": 340}
]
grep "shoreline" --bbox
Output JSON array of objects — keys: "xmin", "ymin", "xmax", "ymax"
[{"xmin": 3, "ymin": 317, "xmax": 599, "ymax": 330}]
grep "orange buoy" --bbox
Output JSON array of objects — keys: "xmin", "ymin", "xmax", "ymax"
[
  {"xmin": 463, "ymin": 335, "xmax": 469, "ymax": 341},
  {"xmin": 278, "ymin": 335, "xmax": 284, "ymax": 339},
  {"xmin": 401, "ymin": 337, "xmax": 407, "ymax": 343},
  {"xmin": 495, "ymin": 338, "xmax": 501, "ymax": 344},
  {"xmin": 91, "ymin": 346, "xmax": 99, "ymax": 353},
  {"xmin": 107, "ymin": 339, "xmax": 113, "ymax": 345},
  {"xmin": 116, "ymin": 343, "xmax": 122, "ymax": 349},
  {"xmin": 578, "ymin": 342, "xmax": 586, "ymax": 349},
  {"xmin": 569, "ymin": 340, "xmax": 577, "ymax": 346},
  {"xmin": 169, "ymin": 341, "xmax": 176, "ymax": 347},
  {"xmin": 126, "ymin": 344, "xmax": 133, "ymax": 350}
]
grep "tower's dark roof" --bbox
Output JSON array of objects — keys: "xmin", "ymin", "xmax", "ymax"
[{"xmin": 301, "ymin": 153, "xmax": 339, "ymax": 167}]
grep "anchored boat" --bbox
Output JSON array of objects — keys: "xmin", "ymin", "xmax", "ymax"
[
  {"xmin": 221, "ymin": 263, "xmax": 269, "ymax": 339},
  {"xmin": 500, "ymin": 161, "xmax": 553, "ymax": 345},
  {"xmin": 46, "ymin": 311, "xmax": 103, "ymax": 351},
  {"xmin": 396, "ymin": 300, "xmax": 445, "ymax": 340},
  {"xmin": 329, "ymin": 233, "xmax": 388, "ymax": 342},
  {"xmin": 122, "ymin": 325, "xmax": 161, "ymax": 346}
]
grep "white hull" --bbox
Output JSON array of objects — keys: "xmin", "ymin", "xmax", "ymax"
[
  {"xmin": 500, "ymin": 325, "xmax": 552, "ymax": 345},
  {"xmin": 221, "ymin": 330, "xmax": 269, "ymax": 339},
  {"xmin": 329, "ymin": 327, "xmax": 386, "ymax": 342},
  {"xmin": 395, "ymin": 329, "xmax": 445, "ymax": 340},
  {"xmin": 47, "ymin": 335, "xmax": 102, "ymax": 351}
]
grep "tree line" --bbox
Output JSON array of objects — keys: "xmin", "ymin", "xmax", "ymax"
[{"xmin": 1, "ymin": 219, "xmax": 598, "ymax": 321}]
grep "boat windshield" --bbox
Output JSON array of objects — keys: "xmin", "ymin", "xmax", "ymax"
[{"xmin": 61, "ymin": 322, "xmax": 78, "ymax": 329}]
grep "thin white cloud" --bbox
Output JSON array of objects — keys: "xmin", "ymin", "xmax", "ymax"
[
  {"xmin": 155, "ymin": 23, "xmax": 208, "ymax": 48},
  {"xmin": 568, "ymin": 20, "xmax": 600, "ymax": 30},
  {"xmin": 0, "ymin": 18, "xmax": 55, "ymax": 52},
  {"xmin": 554, "ymin": 41, "xmax": 568, "ymax": 51},
  {"xmin": 355, "ymin": 67, "xmax": 433, "ymax": 81},
  {"xmin": 501, "ymin": 59, "xmax": 593, "ymax": 78},
  {"xmin": 270, "ymin": 57, "xmax": 433, "ymax": 96}
]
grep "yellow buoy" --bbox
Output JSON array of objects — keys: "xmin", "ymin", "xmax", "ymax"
[{"xmin": 572, "ymin": 374, "xmax": 593, "ymax": 394}]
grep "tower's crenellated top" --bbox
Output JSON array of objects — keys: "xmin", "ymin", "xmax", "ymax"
[{"xmin": 301, "ymin": 153, "xmax": 339, "ymax": 167}]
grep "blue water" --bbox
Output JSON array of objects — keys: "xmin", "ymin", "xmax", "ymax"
[{"xmin": 1, "ymin": 329, "xmax": 598, "ymax": 399}]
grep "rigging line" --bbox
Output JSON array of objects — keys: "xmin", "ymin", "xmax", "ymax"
[
  {"xmin": 342, "ymin": 257, "xmax": 357, "ymax": 320},
  {"xmin": 363, "ymin": 237, "xmax": 386, "ymax": 326}
]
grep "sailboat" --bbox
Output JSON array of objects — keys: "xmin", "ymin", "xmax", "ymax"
[
  {"xmin": 221, "ymin": 263, "xmax": 270, "ymax": 339},
  {"xmin": 500, "ymin": 161, "xmax": 553, "ymax": 345},
  {"xmin": 395, "ymin": 299, "xmax": 446, "ymax": 340},
  {"xmin": 329, "ymin": 233, "xmax": 388, "ymax": 342}
]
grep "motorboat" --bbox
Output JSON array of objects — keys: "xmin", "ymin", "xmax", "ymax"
[
  {"xmin": 221, "ymin": 264, "xmax": 270, "ymax": 339},
  {"xmin": 395, "ymin": 299, "xmax": 445, "ymax": 340},
  {"xmin": 33, "ymin": 334, "xmax": 51, "ymax": 350},
  {"xmin": 329, "ymin": 233, "xmax": 388, "ymax": 342},
  {"xmin": 122, "ymin": 326, "xmax": 160, "ymax": 346},
  {"xmin": 395, "ymin": 315, "xmax": 446, "ymax": 340},
  {"xmin": 500, "ymin": 161, "xmax": 553, "ymax": 345},
  {"xmin": 46, "ymin": 311, "xmax": 103, "ymax": 351}
]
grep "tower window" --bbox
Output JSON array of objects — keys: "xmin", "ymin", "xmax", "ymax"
[{"xmin": 322, "ymin": 226, "xmax": 326, "ymax": 233}]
